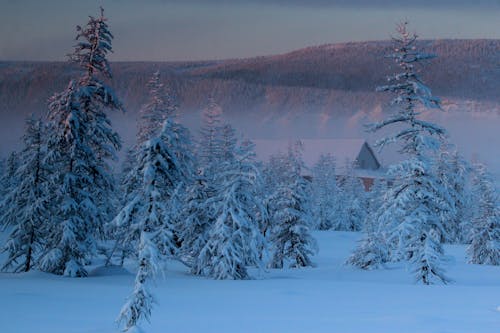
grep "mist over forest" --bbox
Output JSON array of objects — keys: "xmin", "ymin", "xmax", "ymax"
[{"xmin": 1, "ymin": 39, "xmax": 499, "ymax": 177}]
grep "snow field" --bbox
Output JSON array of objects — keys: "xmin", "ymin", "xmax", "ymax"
[{"xmin": 1, "ymin": 231, "xmax": 500, "ymax": 333}]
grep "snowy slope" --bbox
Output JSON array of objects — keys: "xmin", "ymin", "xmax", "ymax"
[{"xmin": 1, "ymin": 231, "xmax": 499, "ymax": 333}]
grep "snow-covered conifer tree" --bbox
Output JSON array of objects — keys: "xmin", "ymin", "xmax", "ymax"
[
  {"xmin": 311, "ymin": 154, "xmax": 340, "ymax": 230},
  {"xmin": 40, "ymin": 8, "xmax": 123, "ymax": 277},
  {"xmin": 268, "ymin": 142, "xmax": 317, "ymax": 269},
  {"xmin": 178, "ymin": 170, "xmax": 214, "ymax": 273},
  {"xmin": 116, "ymin": 72, "xmax": 193, "ymax": 265},
  {"xmin": 116, "ymin": 120, "xmax": 186, "ymax": 331},
  {"xmin": 240, "ymin": 139, "xmax": 269, "ymax": 260},
  {"xmin": 467, "ymin": 164, "xmax": 500, "ymax": 265},
  {"xmin": 197, "ymin": 98, "xmax": 224, "ymax": 175},
  {"xmin": 346, "ymin": 179, "xmax": 390, "ymax": 269},
  {"xmin": 136, "ymin": 71, "xmax": 178, "ymax": 147},
  {"xmin": 176, "ymin": 99, "xmax": 224, "ymax": 272},
  {"xmin": 261, "ymin": 152, "xmax": 291, "ymax": 236},
  {"xmin": 363, "ymin": 179, "xmax": 388, "ymax": 233},
  {"xmin": 435, "ymin": 147, "xmax": 471, "ymax": 243},
  {"xmin": 195, "ymin": 126, "xmax": 265, "ymax": 279},
  {"xmin": 335, "ymin": 160, "xmax": 366, "ymax": 231},
  {"xmin": 1, "ymin": 116, "xmax": 49, "ymax": 272},
  {"xmin": 161, "ymin": 118, "xmax": 195, "ymax": 248},
  {"xmin": 352, "ymin": 22, "xmax": 450, "ymax": 284},
  {"xmin": 73, "ymin": 7, "xmax": 123, "ymax": 236},
  {"xmin": 39, "ymin": 80, "xmax": 100, "ymax": 277},
  {"xmin": 120, "ymin": 146, "xmax": 140, "ymax": 204},
  {"xmin": 119, "ymin": 71, "xmax": 176, "ymax": 215}
]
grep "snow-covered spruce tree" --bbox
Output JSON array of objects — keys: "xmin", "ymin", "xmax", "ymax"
[
  {"xmin": 39, "ymin": 80, "xmax": 98, "ymax": 277},
  {"xmin": 39, "ymin": 9, "xmax": 123, "ymax": 277},
  {"xmin": 73, "ymin": 8, "xmax": 123, "ymax": 237},
  {"xmin": 115, "ymin": 72, "xmax": 193, "ymax": 265},
  {"xmin": 116, "ymin": 121, "xmax": 185, "ymax": 331},
  {"xmin": 352, "ymin": 22, "xmax": 451, "ymax": 284},
  {"xmin": 364, "ymin": 179, "xmax": 389, "ymax": 233},
  {"xmin": 120, "ymin": 146, "xmax": 140, "ymax": 204},
  {"xmin": 311, "ymin": 154, "xmax": 340, "ymax": 230},
  {"xmin": 114, "ymin": 72, "xmax": 174, "ymax": 263},
  {"xmin": 176, "ymin": 99, "xmax": 224, "ymax": 272},
  {"xmin": 268, "ymin": 142, "xmax": 318, "ymax": 269},
  {"xmin": 335, "ymin": 159, "xmax": 366, "ymax": 232},
  {"xmin": 346, "ymin": 178, "xmax": 390, "ymax": 269},
  {"xmin": 434, "ymin": 147, "xmax": 471, "ymax": 244},
  {"xmin": 107, "ymin": 146, "xmax": 142, "ymax": 266},
  {"xmin": 467, "ymin": 164, "xmax": 500, "ymax": 265},
  {"xmin": 136, "ymin": 71, "xmax": 178, "ymax": 147},
  {"xmin": 118, "ymin": 230, "xmax": 159, "ymax": 333},
  {"xmin": 1, "ymin": 116, "xmax": 49, "ymax": 272},
  {"xmin": 160, "ymin": 117, "xmax": 195, "ymax": 249},
  {"xmin": 195, "ymin": 125, "xmax": 265, "ymax": 279},
  {"xmin": 240, "ymin": 138, "xmax": 269, "ymax": 262},
  {"xmin": 261, "ymin": 152, "xmax": 290, "ymax": 236},
  {"xmin": 197, "ymin": 98, "xmax": 224, "ymax": 176},
  {"xmin": 119, "ymin": 70, "xmax": 177, "ymax": 206},
  {"xmin": 178, "ymin": 170, "xmax": 214, "ymax": 273}
]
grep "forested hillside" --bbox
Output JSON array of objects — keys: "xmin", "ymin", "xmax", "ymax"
[
  {"xmin": 1, "ymin": 39, "xmax": 499, "ymax": 119},
  {"xmin": 1, "ymin": 39, "xmax": 499, "ymax": 161}
]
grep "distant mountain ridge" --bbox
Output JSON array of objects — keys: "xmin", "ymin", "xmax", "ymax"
[
  {"xmin": 198, "ymin": 39, "xmax": 500, "ymax": 99},
  {"xmin": 0, "ymin": 39, "xmax": 499, "ymax": 155},
  {"xmin": 1, "ymin": 39, "xmax": 499, "ymax": 117}
]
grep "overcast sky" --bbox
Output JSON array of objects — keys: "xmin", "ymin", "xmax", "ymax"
[{"xmin": 1, "ymin": 0, "xmax": 500, "ymax": 61}]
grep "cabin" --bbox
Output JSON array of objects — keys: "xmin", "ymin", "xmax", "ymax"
[{"xmin": 252, "ymin": 138, "xmax": 385, "ymax": 191}]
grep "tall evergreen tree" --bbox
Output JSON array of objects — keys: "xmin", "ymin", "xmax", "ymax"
[
  {"xmin": 195, "ymin": 126, "xmax": 265, "ymax": 279},
  {"xmin": 335, "ymin": 159, "xmax": 366, "ymax": 232},
  {"xmin": 435, "ymin": 147, "xmax": 471, "ymax": 243},
  {"xmin": 261, "ymin": 152, "xmax": 291, "ymax": 237},
  {"xmin": 136, "ymin": 71, "xmax": 178, "ymax": 147},
  {"xmin": 467, "ymin": 164, "xmax": 500, "ymax": 265},
  {"xmin": 268, "ymin": 142, "xmax": 317, "ymax": 269},
  {"xmin": 350, "ymin": 22, "xmax": 450, "ymax": 284},
  {"xmin": 197, "ymin": 98, "xmax": 224, "ymax": 176},
  {"xmin": 76, "ymin": 8, "xmax": 124, "ymax": 237},
  {"xmin": 1, "ymin": 116, "xmax": 49, "ymax": 272},
  {"xmin": 177, "ymin": 99, "xmax": 224, "ymax": 272},
  {"xmin": 116, "ymin": 72, "xmax": 193, "ymax": 265},
  {"xmin": 311, "ymin": 154, "xmax": 340, "ymax": 230},
  {"xmin": 116, "ymin": 121, "xmax": 185, "ymax": 331},
  {"xmin": 178, "ymin": 170, "xmax": 214, "ymax": 274},
  {"xmin": 40, "ymin": 8, "xmax": 123, "ymax": 277},
  {"xmin": 116, "ymin": 70, "xmax": 178, "ymax": 213},
  {"xmin": 346, "ymin": 179, "xmax": 390, "ymax": 270}
]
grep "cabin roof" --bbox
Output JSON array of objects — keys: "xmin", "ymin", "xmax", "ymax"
[{"xmin": 252, "ymin": 138, "xmax": 385, "ymax": 177}]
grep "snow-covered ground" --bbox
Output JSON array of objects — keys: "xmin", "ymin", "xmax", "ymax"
[{"xmin": 1, "ymin": 231, "xmax": 500, "ymax": 333}]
